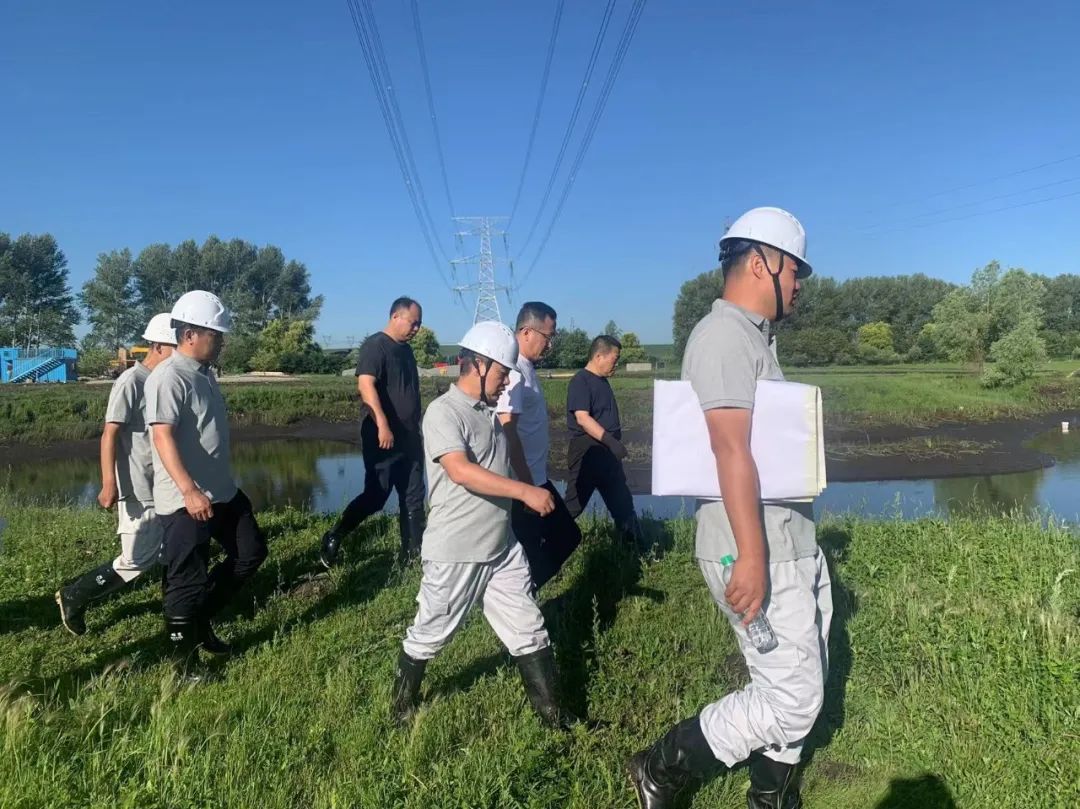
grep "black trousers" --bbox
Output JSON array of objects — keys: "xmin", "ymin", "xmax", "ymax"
[
  {"xmin": 159, "ymin": 490, "xmax": 268, "ymax": 620},
  {"xmin": 563, "ymin": 435, "xmax": 638, "ymax": 535},
  {"xmin": 336, "ymin": 418, "xmax": 426, "ymax": 535},
  {"xmin": 511, "ymin": 481, "xmax": 582, "ymax": 590}
]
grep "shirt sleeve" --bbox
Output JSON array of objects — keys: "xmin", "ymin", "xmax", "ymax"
[
  {"xmin": 566, "ymin": 372, "xmax": 591, "ymax": 414},
  {"xmin": 495, "ymin": 369, "xmax": 524, "ymax": 415},
  {"xmin": 104, "ymin": 374, "xmax": 136, "ymax": 425},
  {"xmin": 423, "ymin": 402, "xmax": 468, "ymax": 462},
  {"xmin": 683, "ymin": 322, "xmax": 757, "ymax": 411},
  {"xmin": 144, "ymin": 370, "xmax": 186, "ymax": 426},
  {"xmin": 355, "ymin": 337, "xmax": 383, "ymax": 378}
]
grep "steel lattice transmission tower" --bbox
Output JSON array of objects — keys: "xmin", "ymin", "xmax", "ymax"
[{"xmin": 452, "ymin": 217, "xmax": 513, "ymax": 324}]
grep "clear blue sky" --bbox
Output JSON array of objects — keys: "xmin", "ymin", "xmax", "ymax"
[{"xmin": 3, "ymin": 0, "xmax": 1079, "ymax": 346}]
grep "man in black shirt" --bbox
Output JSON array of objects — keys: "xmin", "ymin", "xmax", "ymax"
[
  {"xmin": 320, "ymin": 297, "xmax": 426, "ymax": 567},
  {"xmin": 564, "ymin": 335, "xmax": 644, "ymax": 550}
]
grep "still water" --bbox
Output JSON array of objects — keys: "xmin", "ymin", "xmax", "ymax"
[{"xmin": 5, "ymin": 431, "xmax": 1080, "ymax": 522}]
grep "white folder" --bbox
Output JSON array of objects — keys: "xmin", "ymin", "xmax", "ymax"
[{"xmin": 651, "ymin": 379, "xmax": 826, "ymax": 501}]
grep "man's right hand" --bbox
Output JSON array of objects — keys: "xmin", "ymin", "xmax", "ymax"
[
  {"xmin": 97, "ymin": 482, "xmax": 119, "ymax": 510},
  {"xmin": 183, "ymin": 488, "xmax": 213, "ymax": 522},
  {"xmin": 725, "ymin": 553, "xmax": 767, "ymax": 625},
  {"xmin": 522, "ymin": 485, "xmax": 555, "ymax": 516},
  {"xmin": 601, "ymin": 433, "xmax": 628, "ymax": 460},
  {"xmin": 377, "ymin": 420, "xmax": 395, "ymax": 450}
]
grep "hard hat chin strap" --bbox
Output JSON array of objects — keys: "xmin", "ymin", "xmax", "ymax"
[
  {"xmin": 474, "ymin": 357, "xmax": 493, "ymax": 406},
  {"xmin": 754, "ymin": 245, "xmax": 787, "ymax": 323}
]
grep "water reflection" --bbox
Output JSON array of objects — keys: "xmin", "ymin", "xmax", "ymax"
[{"xmin": 4, "ymin": 430, "xmax": 1080, "ymax": 523}]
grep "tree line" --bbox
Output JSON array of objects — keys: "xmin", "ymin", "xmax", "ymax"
[
  {"xmin": 1, "ymin": 231, "xmax": 331, "ymax": 375},
  {"xmin": 673, "ymin": 261, "xmax": 1080, "ymax": 383}
]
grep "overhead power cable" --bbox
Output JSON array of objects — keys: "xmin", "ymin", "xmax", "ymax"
[
  {"xmin": 411, "ymin": 0, "xmax": 456, "ymax": 218},
  {"xmin": 508, "ymin": 0, "xmax": 566, "ymax": 226},
  {"xmin": 861, "ymin": 151, "xmax": 1080, "ymax": 216},
  {"xmin": 516, "ymin": 0, "xmax": 648, "ymax": 289},
  {"xmin": 866, "ymin": 186, "xmax": 1080, "ymax": 235},
  {"xmin": 514, "ymin": 0, "xmax": 619, "ymax": 258}
]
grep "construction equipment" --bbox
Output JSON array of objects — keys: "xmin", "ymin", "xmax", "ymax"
[{"xmin": 108, "ymin": 346, "xmax": 150, "ymax": 378}]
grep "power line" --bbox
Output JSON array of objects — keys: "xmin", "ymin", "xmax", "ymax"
[
  {"xmin": 514, "ymin": 0, "xmax": 619, "ymax": 259},
  {"xmin": 860, "ymin": 175, "xmax": 1080, "ymax": 232},
  {"xmin": 861, "ymin": 151, "xmax": 1080, "ymax": 216},
  {"xmin": 411, "ymin": 0, "xmax": 456, "ymax": 217},
  {"xmin": 516, "ymin": 0, "xmax": 648, "ymax": 290},
  {"xmin": 866, "ymin": 186, "xmax": 1080, "ymax": 235},
  {"xmin": 508, "ymin": 0, "xmax": 566, "ymax": 226}
]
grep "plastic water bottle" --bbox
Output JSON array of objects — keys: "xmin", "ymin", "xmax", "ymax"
[{"xmin": 720, "ymin": 554, "xmax": 779, "ymax": 653}]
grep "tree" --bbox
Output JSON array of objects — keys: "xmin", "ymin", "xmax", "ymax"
[
  {"xmin": 855, "ymin": 321, "xmax": 899, "ymax": 364},
  {"xmin": 410, "ymin": 326, "xmax": 441, "ymax": 368},
  {"xmin": 603, "ymin": 320, "xmax": 622, "ymax": 339},
  {"xmin": 982, "ymin": 316, "xmax": 1047, "ymax": 387},
  {"xmin": 80, "ymin": 249, "xmax": 142, "ymax": 349},
  {"xmin": 539, "ymin": 327, "xmax": 589, "ymax": 369},
  {"xmin": 0, "ymin": 233, "xmax": 78, "ymax": 348},
  {"xmin": 250, "ymin": 319, "xmax": 319, "ymax": 372},
  {"xmin": 930, "ymin": 289, "xmax": 989, "ymax": 364},
  {"xmin": 672, "ymin": 269, "xmax": 724, "ymax": 359},
  {"xmin": 619, "ymin": 332, "xmax": 648, "ymax": 365},
  {"xmin": 218, "ymin": 333, "xmax": 260, "ymax": 375}
]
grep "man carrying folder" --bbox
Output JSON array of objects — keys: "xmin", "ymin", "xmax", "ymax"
[{"xmin": 628, "ymin": 208, "xmax": 833, "ymax": 809}]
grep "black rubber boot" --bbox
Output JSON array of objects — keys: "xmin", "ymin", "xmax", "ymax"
[
  {"xmin": 514, "ymin": 647, "xmax": 579, "ymax": 730},
  {"xmin": 165, "ymin": 616, "xmax": 203, "ymax": 682},
  {"xmin": 391, "ymin": 649, "xmax": 427, "ymax": 724},
  {"xmin": 197, "ymin": 615, "xmax": 233, "ymax": 657},
  {"xmin": 55, "ymin": 563, "xmax": 128, "ymax": 636},
  {"xmin": 397, "ymin": 509, "xmax": 425, "ymax": 563},
  {"xmin": 619, "ymin": 515, "xmax": 650, "ymax": 554},
  {"xmin": 627, "ymin": 716, "xmax": 717, "ymax": 809},
  {"xmin": 746, "ymin": 752, "xmax": 802, "ymax": 809},
  {"xmin": 319, "ymin": 528, "xmax": 343, "ymax": 570}
]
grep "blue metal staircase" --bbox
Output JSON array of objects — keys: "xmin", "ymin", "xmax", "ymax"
[{"xmin": 10, "ymin": 355, "xmax": 65, "ymax": 383}]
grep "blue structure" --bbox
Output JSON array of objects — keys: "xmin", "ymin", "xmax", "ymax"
[{"xmin": 0, "ymin": 348, "xmax": 78, "ymax": 383}]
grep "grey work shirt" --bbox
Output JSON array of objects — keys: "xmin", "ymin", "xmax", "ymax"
[
  {"xmin": 422, "ymin": 384, "xmax": 513, "ymax": 563},
  {"xmin": 682, "ymin": 298, "xmax": 816, "ymax": 564},
  {"xmin": 104, "ymin": 363, "xmax": 154, "ymax": 505},
  {"xmin": 144, "ymin": 352, "xmax": 237, "ymax": 515},
  {"xmin": 495, "ymin": 355, "xmax": 549, "ymax": 485}
]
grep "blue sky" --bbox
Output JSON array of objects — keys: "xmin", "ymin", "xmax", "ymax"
[{"xmin": 3, "ymin": 0, "xmax": 1079, "ymax": 345}]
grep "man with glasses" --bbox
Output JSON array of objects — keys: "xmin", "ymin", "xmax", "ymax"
[{"xmin": 496, "ymin": 302, "xmax": 582, "ymax": 591}]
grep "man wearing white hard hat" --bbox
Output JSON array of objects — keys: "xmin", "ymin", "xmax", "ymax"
[
  {"xmin": 56, "ymin": 313, "xmax": 177, "ymax": 636},
  {"xmin": 145, "ymin": 290, "xmax": 268, "ymax": 669},
  {"xmin": 628, "ymin": 208, "xmax": 832, "ymax": 809},
  {"xmin": 392, "ymin": 320, "xmax": 578, "ymax": 729}
]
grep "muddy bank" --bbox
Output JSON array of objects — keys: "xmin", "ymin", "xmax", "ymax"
[{"xmin": 2, "ymin": 411, "xmax": 1073, "ymax": 488}]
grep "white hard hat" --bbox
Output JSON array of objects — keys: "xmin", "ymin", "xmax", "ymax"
[
  {"xmin": 459, "ymin": 321, "xmax": 518, "ymax": 369},
  {"xmin": 142, "ymin": 312, "xmax": 179, "ymax": 345},
  {"xmin": 720, "ymin": 206, "xmax": 812, "ymax": 278},
  {"xmin": 170, "ymin": 290, "xmax": 232, "ymax": 334}
]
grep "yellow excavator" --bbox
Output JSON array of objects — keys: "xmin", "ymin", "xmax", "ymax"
[{"xmin": 108, "ymin": 346, "xmax": 150, "ymax": 378}]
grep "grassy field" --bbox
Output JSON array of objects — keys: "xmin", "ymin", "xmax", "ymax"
[
  {"xmin": 3, "ymin": 361, "xmax": 1080, "ymax": 445},
  {"xmin": 0, "ymin": 501, "xmax": 1076, "ymax": 808}
]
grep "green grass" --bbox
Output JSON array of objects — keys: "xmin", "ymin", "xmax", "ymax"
[
  {"xmin": 4, "ymin": 362, "xmax": 1080, "ymax": 446},
  {"xmin": 0, "ymin": 501, "xmax": 1076, "ymax": 808}
]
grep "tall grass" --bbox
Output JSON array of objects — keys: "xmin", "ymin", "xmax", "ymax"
[{"xmin": 0, "ymin": 499, "xmax": 1076, "ymax": 807}]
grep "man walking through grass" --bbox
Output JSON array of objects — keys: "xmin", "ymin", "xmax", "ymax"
[
  {"xmin": 563, "ymin": 334, "xmax": 645, "ymax": 551},
  {"xmin": 391, "ymin": 321, "xmax": 578, "ymax": 730},
  {"xmin": 319, "ymin": 296, "xmax": 426, "ymax": 568},
  {"xmin": 55, "ymin": 313, "xmax": 177, "ymax": 636},
  {"xmin": 628, "ymin": 208, "xmax": 833, "ymax": 809}
]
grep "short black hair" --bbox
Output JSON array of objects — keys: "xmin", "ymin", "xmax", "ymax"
[
  {"xmin": 458, "ymin": 348, "xmax": 488, "ymax": 375},
  {"xmin": 171, "ymin": 320, "xmax": 215, "ymax": 343},
  {"xmin": 390, "ymin": 297, "xmax": 421, "ymax": 317},
  {"xmin": 589, "ymin": 335, "xmax": 621, "ymax": 360},
  {"xmin": 515, "ymin": 301, "xmax": 557, "ymax": 329},
  {"xmin": 718, "ymin": 239, "xmax": 759, "ymax": 278}
]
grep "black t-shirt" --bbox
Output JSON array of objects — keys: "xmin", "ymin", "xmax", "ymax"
[
  {"xmin": 566, "ymin": 369, "xmax": 621, "ymax": 439},
  {"xmin": 355, "ymin": 332, "xmax": 421, "ymax": 432}
]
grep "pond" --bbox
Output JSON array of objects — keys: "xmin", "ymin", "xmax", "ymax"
[{"xmin": 4, "ymin": 430, "xmax": 1080, "ymax": 523}]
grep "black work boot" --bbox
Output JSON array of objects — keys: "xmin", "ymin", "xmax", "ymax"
[
  {"xmin": 397, "ymin": 509, "xmax": 425, "ymax": 563},
  {"xmin": 55, "ymin": 563, "xmax": 128, "ymax": 636},
  {"xmin": 627, "ymin": 716, "xmax": 717, "ymax": 809},
  {"xmin": 619, "ymin": 516, "xmax": 650, "ymax": 554},
  {"xmin": 165, "ymin": 616, "xmax": 203, "ymax": 682},
  {"xmin": 319, "ymin": 528, "xmax": 343, "ymax": 569},
  {"xmin": 197, "ymin": 615, "xmax": 233, "ymax": 657},
  {"xmin": 391, "ymin": 649, "xmax": 427, "ymax": 725},
  {"xmin": 746, "ymin": 752, "xmax": 801, "ymax": 809},
  {"xmin": 514, "ymin": 647, "xmax": 579, "ymax": 730}
]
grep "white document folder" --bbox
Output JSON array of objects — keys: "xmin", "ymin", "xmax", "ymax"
[{"xmin": 651, "ymin": 379, "xmax": 826, "ymax": 501}]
